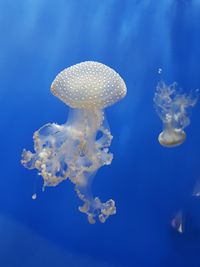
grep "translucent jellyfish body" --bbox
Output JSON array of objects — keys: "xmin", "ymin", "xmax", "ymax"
[
  {"xmin": 153, "ymin": 81, "xmax": 198, "ymax": 147},
  {"xmin": 21, "ymin": 61, "xmax": 127, "ymax": 224}
]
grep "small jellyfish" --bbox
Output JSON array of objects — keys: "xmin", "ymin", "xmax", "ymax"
[
  {"xmin": 21, "ymin": 61, "xmax": 127, "ymax": 224},
  {"xmin": 171, "ymin": 210, "xmax": 184, "ymax": 234},
  {"xmin": 153, "ymin": 81, "xmax": 198, "ymax": 147},
  {"xmin": 192, "ymin": 178, "xmax": 200, "ymax": 197}
]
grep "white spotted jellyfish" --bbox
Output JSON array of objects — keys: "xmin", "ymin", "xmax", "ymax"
[
  {"xmin": 21, "ymin": 61, "xmax": 127, "ymax": 224},
  {"xmin": 154, "ymin": 81, "xmax": 198, "ymax": 147}
]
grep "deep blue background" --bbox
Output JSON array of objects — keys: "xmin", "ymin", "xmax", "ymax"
[{"xmin": 1, "ymin": 0, "xmax": 200, "ymax": 266}]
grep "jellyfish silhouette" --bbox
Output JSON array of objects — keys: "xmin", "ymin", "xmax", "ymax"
[
  {"xmin": 21, "ymin": 61, "xmax": 127, "ymax": 223},
  {"xmin": 154, "ymin": 81, "xmax": 198, "ymax": 147}
]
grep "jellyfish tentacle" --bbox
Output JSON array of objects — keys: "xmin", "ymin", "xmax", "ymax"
[
  {"xmin": 69, "ymin": 109, "xmax": 115, "ymax": 223},
  {"xmin": 75, "ymin": 175, "xmax": 116, "ymax": 224}
]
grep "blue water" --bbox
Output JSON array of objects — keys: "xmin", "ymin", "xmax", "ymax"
[{"xmin": 1, "ymin": 0, "xmax": 200, "ymax": 266}]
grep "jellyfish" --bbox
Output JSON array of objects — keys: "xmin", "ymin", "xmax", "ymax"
[
  {"xmin": 153, "ymin": 81, "xmax": 198, "ymax": 147},
  {"xmin": 171, "ymin": 210, "xmax": 184, "ymax": 234},
  {"xmin": 21, "ymin": 61, "xmax": 127, "ymax": 224}
]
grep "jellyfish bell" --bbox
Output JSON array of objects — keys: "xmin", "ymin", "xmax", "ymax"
[
  {"xmin": 21, "ymin": 61, "xmax": 127, "ymax": 224},
  {"xmin": 51, "ymin": 61, "xmax": 127, "ymax": 110},
  {"xmin": 158, "ymin": 128, "xmax": 186, "ymax": 148}
]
